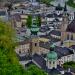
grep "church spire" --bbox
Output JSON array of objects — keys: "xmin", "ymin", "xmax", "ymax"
[{"xmin": 64, "ymin": 2, "xmax": 67, "ymax": 12}]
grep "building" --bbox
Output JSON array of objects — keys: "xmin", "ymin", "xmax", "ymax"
[
  {"xmin": 15, "ymin": 40, "xmax": 30, "ymax": 56},
  {"xmin": 25, "ymin": 44, "xmax": 74, "ymax": 75},
  {"xmin": 0, "ymin": 8, "xmax": 8, "ymax": 21},
  {"xmin": 13, "ymin": 5, "xmax": 75, "ymax": 74},
  {"xmin": 45, "ymin": 3, "xmax": 74, "ymax": 30},
  {"xmin": 30, "ymin": 15, "xmax": 40, "ymax": 55},
  {"xmin": 61, "ymin": 10, "xmax": 75, "ymax": 47},
  {"xmin": 11, "ymin": 13, "xmax": 28, "ymax": 28}
]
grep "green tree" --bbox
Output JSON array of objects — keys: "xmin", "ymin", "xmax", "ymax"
[
  {"xmin": 0, "ymin": 21, "xmax": 47, "ymax": 75},
  {"xmin": 63, "ymin": 61, "xmax": 75, "ymax": 69},
  {"xmin": 0, "ymin": 21, "xmax": 26, "ymax": 75},
  {"xmin": 26, "ymin": 15, "xmax": 41, "ymax": 28},
  {"xmin": 26, "ymin": 15, "xmax": 32, "ymax": 28},
  {"xmin": 67, "ymin": 0, "xmax": 75, "ymax": 8},
  {"xmin": 27, "ymin": 65, "xmax": 47, "ymax": 75},
  {"xmin": 36, "ymin": 16, "xmax": 41, "ymax": 27}
]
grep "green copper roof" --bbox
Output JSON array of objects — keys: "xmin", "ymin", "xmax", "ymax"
[
  {"xmin": 31, "ymin": 22, "xmax": 39, "ymax": 34},
  {"xmin": 30, "ymin": 16, "xmax": 39, "ymax": 34},
  {"xmin": 50, "ymin": 43, "xmax": 56, "ymax": 48},
  {"xmin": 47, "ymin": 44, "xmax": 57, "ymax": 61},
  {"xmin": 31, "ymin": 25, "xmax": 39, "ymax": 32},
  {"xmin": 47, "ymin": 51, "xmax": 57, "ymax": 61}
]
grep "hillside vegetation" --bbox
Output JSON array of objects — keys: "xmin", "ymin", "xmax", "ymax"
[{"xmin": 0, "ymin": 21, "xmax": 47, "ymax": 75}]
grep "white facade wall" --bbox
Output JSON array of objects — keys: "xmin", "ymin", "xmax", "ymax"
[
  {"xmin": 15, "ymin": 44, "xmax": 30, "ymax": 55},
  {"xmin": 57, "ymin": 54, "xmax": 74, "ymax": 65}
]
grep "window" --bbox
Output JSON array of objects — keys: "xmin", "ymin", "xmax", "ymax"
[
  {"xmin": 35, "ymin": 43, "xmax": 37, "ymax": 46},
  {"xmin": 53, "ymin": 61, "xmax": 55, "ymax": 64},
  {"xmin": 49, "ymin": 61, "xmax": 51, "ymax": 64},
  {"xmin": 61, "ymin": 41, "xmax": 63, "ymax": 45},
  {"xmin": 67, "ymin": 34, "xmax": 69, "ymax": 40},
  {"xmin": 19, "ymin": 50, "xmax": 21, "ymax": 54},
  {"xmin": 22, "ymin": 22, "xmax": 25, "ymax": 27},
  {"xmin": 71, "ymin": 34, "xmax": 73, "ymax": 40}
]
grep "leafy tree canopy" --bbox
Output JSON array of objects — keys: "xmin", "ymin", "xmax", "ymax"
[
  {"xmin": 63, "ymin": 61, "xmax": 75, "ymax": 69},
  {"xmin": 67, "ymin": 0, "xmax": 75, "ymax": 8},
  {"xmin": 26, "ymin": 15, "xmax": 41, "ymax": 28},
  {"xmin": 0, "ymin": 21, "xmax": 47, "ymax": 75}
]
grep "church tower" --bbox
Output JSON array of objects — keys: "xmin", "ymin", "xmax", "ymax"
[
  {"xmin": 46, "ymin": 44, "xmax": 58, "ymax": 69},
  {"xmin": 30, "ymin": 15, "xmax": 40, "ymax": 55},
  {"xmin": 61, "ymin": 3, "xmax": 69, "ymax": 42}
]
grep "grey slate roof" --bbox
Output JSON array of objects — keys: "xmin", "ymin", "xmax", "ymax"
[
  {"xmin": 46, "ymin": 13, "xmax": 63, "ymax": 18},
  {"xmin": 46, "ymin": 14, "xmax": 54, "ymax": 18},
  {"xmin": 49, "ymin": 30, "xmax": 61, "ymax": 36},
  {"xmin": 39, "ymin": 43, "xmax": 74, "ymax": 58},
  {"xmin": 17, "ymin": 54, "xmax": 31, "ymax": 61},
  {"xmin": 32, "ymin": 54, "xmax": 47, "ymax": 70},
  {"xmin": 32, "ymin": 54, "xmax": 61, "ymax": 75},
  {"xmin": 63, "ymin": 72, "xmax": 73, "ymax": 75},
  {"xmin": 18, "ymin": 39, "xmax": 30, "ymax": 45},
  {"xmin": 40, "ymin": 26, "xmax": 50, "ymax": 32},
  {"xmin": 39, "ymin": 41, "xmax": 51, "ymax": 50},
  {"xmin": 55, "ymin": 46, "xmax": 74, "ymax": 58},
  {"xmin": 57, "ymin": 65, "xmax": 64, "ymax": 71},
  {"xmin": 70, "ymin": 45, "xmax": 75, "ymax": 50}
]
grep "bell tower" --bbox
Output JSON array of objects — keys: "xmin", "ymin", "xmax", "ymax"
[
  {"xmin": 30, "ymin": 15, "xmax": 40, "ymax": 55},
  {"xmin": 61, "ymin": 3, "xmax": 69, "ymax": 42}
]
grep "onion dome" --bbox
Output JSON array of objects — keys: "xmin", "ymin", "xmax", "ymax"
[
  {"xmin": 47, "ymin": 44, "xmax": 57, "ymax": 61},
  {"xmin": 47, "ymin": 51, "xmax": 57, "ymax": 61},
  {"xmin": 30, "ymin": 17, "xmax": 39, "ymax": 35},
  {"xmin": 31, "ymin": 25, "xmax": 39, "ymax": 35}
]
